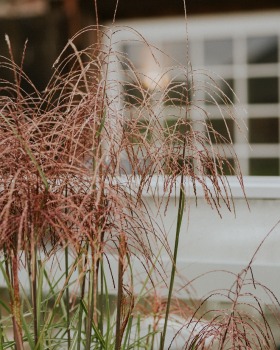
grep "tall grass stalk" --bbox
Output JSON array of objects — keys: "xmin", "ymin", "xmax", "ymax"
[
  {"xmin": 159, "ymin": 178, "xmax": 185, "ymax": 350},
  {"xmin": 65, "ymin": 245, "xmax": 71, "ymax": 349},
  {"xmin": 77, "ymin": 248, "xmax": 88, "ymax": 350},
  {"xmin": 115, "ymin": 232, "xmax": 126, "ymax": 350}
]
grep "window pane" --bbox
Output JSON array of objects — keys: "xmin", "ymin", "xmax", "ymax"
[
  {"xmin": 204, "ymin": 38, "xmax": 233, "ymax": 65},
  {"xmin": 207, "ymin": 118, "xmax": 235, "ymax": 144},
  {"xmin": 248, "ymin": 77, "xmax": 278, "ymax": 104},
  {"xmin": 249, "ymin": 158, "xmax": 279, "ymax": 175},
  {"xmin": 163, "ymin": 41, "xmax": 189, "ymax": 66},
  {"xmin": 217, "ymin": 158, "xmax": 235, "ymax": 175},
  {"xmin": 165, "ymin": 81, "xmax": 191, "ymax": 106},
  {"xmin": 123, "ymin": 83, "xmax": 147, "ymax": 105},
  {"xmin": 249, "ymin": 117, "xmax": 279, "ymax": 143},
  {"xmin": 204, "ymin": 158, "xmax": 235, "ymax": 175},
  {"xmin": 125, "ymin": 119, "xmax": 152, "ymax": 144},
  {"xmin": 164, "ymin": 118, "xmax": 190, "ymax": 142},
  {"xmin": 247, "ymin": 36, "xmax": 278, "ymax": 64},
  {"xmin": 205, "ymin": 79, "xmax": 234, "ymax": 105}
]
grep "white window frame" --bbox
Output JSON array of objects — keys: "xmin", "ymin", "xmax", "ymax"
[{"xmin": 106, "ymin": 10, "xmax": 280, "ymax": 198}]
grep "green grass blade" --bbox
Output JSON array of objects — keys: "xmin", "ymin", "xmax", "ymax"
[
  {"xmin": 80, "ymin": 299, "xmax": 106, "ymax": 349},
  {"xmin": 160, "ymin": 183, "xmax": 185, "ymax": 350},
  {"xmin": 122, "ymin": 316, "xmax": 132, "ymax": 350},
  {"xmin": 21, "ymin": 314, "xmax": 35, "ymax": 349}
]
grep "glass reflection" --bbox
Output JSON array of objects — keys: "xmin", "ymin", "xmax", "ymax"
[
  {"xmin": 165, "ymin": 81, "xmax": 191, "ymax": 106},
  {"xmin": 205, "ymin": 79, "xmax": 234, "ymax": 105},
  {"xmin": 249, "ymin": 118, "xmax": 279, "ymax": 143},
  {"xmin": 204, "ymin": 38, "xmax": 233, "ymax": 65},
  {"xmin": 207, "ymin": 118, "xmax": 235, "ymax": 144},
  {"xmin": 248, "ymin": 77, "xmax": 278, "ymax": 104},
  {"xmin": 249, "ymin": 158, "xmax": 279, "ymax": 176},
  {"xmin": 247, "ymin": 36, "xmax": 278, "ymax": 64}
]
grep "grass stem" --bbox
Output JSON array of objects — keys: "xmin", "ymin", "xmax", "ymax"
[
  {"xmin": 159, "ymin": 177, "xmax": 185, "ymax": 350},
  {"xmin": 65, "ymin": 246, "xmax": 71, "ymax": 349},
  {"xmin": 115, "ymin": 232, "xmax": 126, "ymax": 350}
]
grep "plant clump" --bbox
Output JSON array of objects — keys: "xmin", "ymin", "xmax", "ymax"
[{"xmin": 0, "ymin": 24, "xmax": 272, "ymax": 350}]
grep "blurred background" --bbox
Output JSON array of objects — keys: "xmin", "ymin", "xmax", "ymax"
[
  {"xmin": 1, "ymin": 0, "xmax": 280, "ymax": 93},
  {"xmin": 1, "ymin": 2, "xmax": 280, "ymax": 173}
]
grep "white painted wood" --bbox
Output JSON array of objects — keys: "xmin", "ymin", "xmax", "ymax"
[{"xmin": 4, "ymin": 176, "xmax": 278, "ymax": 305}]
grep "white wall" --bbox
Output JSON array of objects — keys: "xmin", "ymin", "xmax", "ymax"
[
  {"xmin": 96, "ymin": 176, "xmax": 279, "ymax": 305},
  {"xmin": 138, "ymin": 176, "xmax": 280, "ymax": 304},
  {"xmin": 1, "ymin": 177, "xmax": 279, "ymax": 306}
]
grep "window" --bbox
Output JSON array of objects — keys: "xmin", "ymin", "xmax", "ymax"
[{"xmin": 112, "ymin": 12, "xmax": 280, "ymax": 176}]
